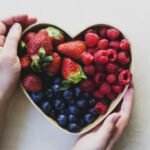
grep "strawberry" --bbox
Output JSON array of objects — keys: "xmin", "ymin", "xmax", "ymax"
[
  {"xmin": 57, "ymin": 41, "xmax": 86, "ymax": 59},
  {"xmin": 47, "ymin": 52, "xmax": 62, "ymax": 75},
  {"xmin": 22, "ymin": 74, "xmax": 42, "ymax": 92},
  {"xmin": 20, "ymin": 55, "xmax": 31, "ymax": 69},
  {"xmin": 46, "ymin": 27, "xmax": 64, "ymax": 45},
  {"xmin": 24, "ymin": 32, "xmax": 36, "ymax": 42},
  {"xmin": 62, "ymin": 58, "xmax": 87, "ymax": 84}
]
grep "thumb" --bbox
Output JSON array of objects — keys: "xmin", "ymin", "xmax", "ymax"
[
  {"xmin": 96, "ymin": 113, "xmax": 120, "ymax": 150},
  {"xmin": 3, "ymin": 23, "xmax": 22, "ymax": 57}
]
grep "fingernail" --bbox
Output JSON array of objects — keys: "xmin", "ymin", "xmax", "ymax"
[
  {"xmin": 11, "ymin": 23, "xmax": 21, "ymax": 32},
  {"xmin": 112, "ymin": 114, "xmax": 120, "ymax": 124}
]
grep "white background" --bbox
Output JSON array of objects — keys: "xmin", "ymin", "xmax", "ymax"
[{"xmin": 0, "ymin": 0, "xmax": 150, "ymax": 149}]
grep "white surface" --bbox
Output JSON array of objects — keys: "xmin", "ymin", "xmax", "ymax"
[{"xmin": 0, "ymin": 0, "xmax": 150, "ymax": 149}]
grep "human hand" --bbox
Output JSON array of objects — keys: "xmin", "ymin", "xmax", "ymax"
[
  {"xmin": 73, "ymin": 87, "xmax": 134, "ymax": 150},
  {"xmin": 0, "ymin": 15, "xmax": 37, "ymax": 107}
]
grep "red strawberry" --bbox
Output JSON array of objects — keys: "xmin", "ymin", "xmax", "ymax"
[
  {"xmin": 46, "ymin": 27, "xmax": 64, "ymax": 45},
  {"xmin": 20, "ymin": 55, "xmax": 31, "ymax": 69},
  {"xmin": 22, "ymin": 74, "xmax": 42, "ymax": 92},
  {"xmin": 24, "ymin": 32, "xmax": 36, "ymax": 42},
  {"xmin": 58, "ymin": 41, "xmax": 86, "ymax": 59},
  {"xmin": 47, "ymin": 52, "xmax": 62, "ymax": 75},
  {"xmin": 62, "ymin": 58, "xmax": 87, "ymax": 84},
  {"xmin": 27, "ymin": 29, "xmax": 53, "ymax": 57}
]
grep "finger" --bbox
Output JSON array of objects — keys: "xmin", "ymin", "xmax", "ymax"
[
  {"xmin": 13, "ymin": 14, "xmax": 28, "ymax": 24},
  {"xmin": 3, "ymin": 23, "xmax": 22, "ymax": 57},
  {"xmin": 0, "ymin": 35, "xmax": 5, "ymax": 46},
  {"xmin": 96, "ymin": 113, "xmax": 120, "ymax": 149},
  {"xmin": 0, "ymin": 21, "xmax": 7, "ymax": 35},
  {"xmin": 26, "ymin": 17, "xmax": 37, "ymax": 25}
]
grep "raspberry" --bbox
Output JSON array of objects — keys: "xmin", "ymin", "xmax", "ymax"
[
  {"xmin": 25, "ymin": 32, "xmax": 36, "ymax": 42},
  {"xmin": 120, "ymin": 39, "xmax": 130, "ymax": 50},
  {"xmin": 86, "ymin": 29, "xmax": 97, "ymax": 34},
  {"xmin": 99, "ymin": 82, "xmax": 111, "ymax": 94},
  {"xmin": 87, "ymin": 48, "xmax": 97, "ymax": 55},
  {"xmin": 96, "ymin": 64, "xmax": 106, "ymax": 72},
  {"xmin": 118, "ymin": 52, "xmax": 130, "ymax": 64},
  {"xmin": 118, "ymin": 67, "xmax": 124, "ymax": 73},
  {"xmin": 81, "ymin": 52, "xmax": 93, "ymax": 65},
  {"xmin": 93, "ymin": 90, "xmax": 104, "ymax": 99},
  {"xmin": 106, "ymin": 63, "xmax": 118, "ymax": 73},
  {"xmin": 97, "ymin": 39, "xmax": 109, "ymax": 50},
  {"xmin": 109, "ymin": 41, "xmax": 120, "ymax": 50},
  {"xmin": 80, "ymin": 79, "xmax": 95, "ymax": 92},
  {"xmin": 98, "ymin": 27, "xmax": 108, "ymax": 38},
  {"xmin": 94, "ymin": 102, "xmax": 108, "ymax": 115},
  {"xmin": 85, "ymin": 32, "xmax": 99, "ymax": 47},
  {"xmin": 112, "ymin": 84, "xmax": 124, "ymax": 93},
  {"xmin": 83, "ymin": 65, "xmax": 96, "ymax": 76},
  {"xmin": 106, "ymin": 74, "xmax": 116, "ymax": 84},
  {"xmin": 107, "ymin": 49, "xmax": 118, "ymax": 62},
  {"xmin": 107, "ymin": 28, "xmax": 120, "ymax": 40},
  {"xmin": 94, "ymin": 50, "xmax": 109, "ymax": 64},
  {"xmin": 94, "ymin": 73, "xmax": 105, "ymax": 85},
  {"xmin": 107, "ymin": 91, "xmax": 118, "ymax": 100},
  {"xmin": 118, "ymin": 70, "xmax": 132, "ymax": 85}
]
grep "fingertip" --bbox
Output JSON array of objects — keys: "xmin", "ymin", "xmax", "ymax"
[
  {"xmin": 0, "ymin": 21, "xmax": 6, "ymax": 35},
  {"xmin": 27, "ymin": 17, "xmax": 37, "ymax": 24}
]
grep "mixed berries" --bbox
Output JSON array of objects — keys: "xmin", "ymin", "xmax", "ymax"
[{"xmin": 18, "ymin": 24, "xmax": 132, "ymax": 133}]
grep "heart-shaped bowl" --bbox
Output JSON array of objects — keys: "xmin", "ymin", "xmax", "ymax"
[{"xmin": 19, "ymin": 23, "xmax": 133, "ymax": 135}]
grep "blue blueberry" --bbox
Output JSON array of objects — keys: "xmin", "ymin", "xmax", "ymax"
[
  {"xmin": 83, "ymin": 92, "xmax": 91, "ymax": 98},
  {"xmin": 49, "ymin": 109, "xmax": 57, "ymax": 119},
  {"xmin": 41, "ymin": 101, "xmax": 51, "ymax": 114},
  {"xmin": 54, "ymin": 99, "xmax": 66, "ymax": 112},
  {"xmin": 65, "ymin": 98, "xmax": 75, "ymax": 105},
  {"xmin": 52, "ymin": 84, "xmax": 60, "ymax": 94},
  {"xmin": 78, "ymin": 119, "xmax": 85, "ymax": 127},
  {"xmin": 61, "ymin": 109, "xmax": 69, "ymax": 115},
  {"xmin": 45, "ymin": 88, "xmax": 53, "ymax": 99},
  {"xmin": 68, "ymin": 106, "xmax": 80, "ymax": 115},
  {"xmin": 63, "ymin": 90, "xmax": 73, "ymax": 100},
  {"xmin": 53, "ymin": 77, "xmax": 62, "ymax": 85},
  {"xmin": 88, "ymin": 98, "xmax": 97, "ymax": 107},
  {"xmin": 74, "ymin": 87, "xmax": 82, "ymax": 97},
  {"xmin": 68, "ymin": 123, "xmax": 81, "ymax": 132},
  {"xmin": 31, "ymin": 92, "xmax": 44, "ymax": 103},
  {"xmin": 88, "ymin": 108, "xmax": 99, "ymax": 117},
  {"xmin": 57, "ymin": 114, "xmax": 68, "ymax": 127},
  {"xmin": 76, "ymin": 98, "xmax": 88, "ymax": 109},
  {"xmin": 68, "ymin": 114, "xmax": 78, "ymax": 123},
  {"xmin": 83, "ymin": 113, "xmax": 95, "ymax": 124}
]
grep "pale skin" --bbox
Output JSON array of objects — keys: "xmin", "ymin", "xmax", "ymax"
[{"xmin": 0, "ymin": 15, "xmax": 134, "ymax": 150}]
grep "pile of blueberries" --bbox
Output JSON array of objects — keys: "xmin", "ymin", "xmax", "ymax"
[{"xmin": 30, "ymin": 76, "xmax": 110, "ymax": 133}]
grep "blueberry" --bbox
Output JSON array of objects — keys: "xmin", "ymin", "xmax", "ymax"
[
  {"xmin": 41, "ymin": 101, "xmax": 51, "ymax": 114},
  {"xmin": 68, "ymin": 123, "xmax": 81, "ymax": 132},
  {"xmin": 54, "ymin": 99, "xmax": 66, "ymax": 112},
  {"xmin": 49, "ymin": 109, "xmax": 57, "ymax": 119},
  {"xmin": 31, "ymin": 92, "xmax": 44, "ymax": 103},
  {"xmin": 61, "ymin": 109, "xmax": 69, "ymax": 115},
  {"xmin": 63, "ymin": 90, "xmax": 73, "ymax": 100},
  {"xmin": 65, "ymin": 98, "xmax": 75, "ymax": 105},
  {"xmin": 68, "ymin": 114, "xmax": 78, "ymax": 123},
  {"xmin": 88, "ymin": 108, "xmax": 99, "ymax": 117},
  {"xmin": 45, "ymin": 88, "xmax": 53, "ymax": 99},
  {"xmin": 76, "ymin": 98, "xmax": 88, "ymax": 109},
  {"xmin": 83, "ymin": 92, "xmax": 91, "ymax": 98},
  {"xmin": 74, "ymin": 87, "xmax": 82, "ymax": 97},
  {"xmin": 57, "ymin": 114, "xmax": 68, "ymax": 127},
  {"xmin": 78, "ymin": 119, "xmax": 85, "ymax": 127},
  {"xmin": 68, "ymin": 106, "xmax": 80, "ymax": 115},
  {"xmin": 88, "ymin": 98, "xmax": 97, "ymax": 107},
  {"xmin": 52, "ymin": 84, "xmax": 60, "ymax": 94},
  {"xmin": 53, "ymin": 78, "xmax": 62, "ymax": 85},
  {"xmin": 83, "ymin": 113, "xmax": 95, "ymax": 124}
]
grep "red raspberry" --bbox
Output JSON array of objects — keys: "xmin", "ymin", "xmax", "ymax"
[
  {"xmin": 25, "ymin": 32, "xmax": 36, "ymax": 42},
  {"xmin": 87, "ymin": 48, "xmax": 97, "ymax": 55},
  {"xmin": 85, "ymin": 32, "xmax": 99, "ymax": 47},
  {"xmin": 118, "ymin": 52, "xmax": 130, "ymax": 64},
  {"xmin": 106, "ymin": 63, "xmax": 118, "ymax": 73},
  {"xmin": 107, "ymin": 91, "xmax": 118, "ymax": 100},
  {"xmin": 109, "ymin": 41, "xmax": 120, "ymax": 50},
  {"xmin": 118, "ymin": 67, "xmax": 124, "ymax": 73},
  {"xmin": 107, "ymin": 28, "xmax": 120, "ymax": 40},
  {"xmin": 80, "ymin": 79, "xmax": 95, "ymax": 92},
  {"xmin": 99, "ymin": 82, "xmax": 111, "ymax": 94},
  {"xmin": 120, "ymin": 39, "xmax": 130, "ymax": 50},
  {"xmin": 83, "ymin": 65, "xmax": 96, "ymax": 76},
  {"xmin": 93, "ymin": 90, "xmax": 104, "ymax": 99},
  {"xmin": 86, "ymin": 29, "xmax": 97, "ymax": 34},
  {"xmin": 118, "ymin": 70, "xmax": 132, "ymax": 85},
  {"xmin": 94, "ymin": 73, "xmax": 105, "ymax": 85},
  {"xmin": 107, "ymin": 49, "xmax": 118, "ymax": 62},
  {"xmin": 112, "ymin": 84, "xmax": 124, "ymax": 93},
  {"xmin": 94, "ymin": 102, "xmax": 108, "ymax": 115},
  {"xmin": 97, "ymin": 39, "xmax": 109, "ymax": 50},
  {"xmin": 81, "ymin": 52, "xmax": 93, "ymax": 65},
  {"xmin": 106, "ymin": 74, "xmax": 116, "ymax": 84},
  {"xmin": 94, "ymin": 50, "xmax": 109, "ymax": 64},
  {"xmin": 96, "ymin": 64, "xmax": 106, "ymax": 72},
  {"xmin": 98, "ymin": 27, "xmax": 108, "ymax": 38}
]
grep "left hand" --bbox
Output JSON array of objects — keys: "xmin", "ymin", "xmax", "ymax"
[{"xmin": 73, "ymin": 87, "xmax": 134, "ymax": 150}]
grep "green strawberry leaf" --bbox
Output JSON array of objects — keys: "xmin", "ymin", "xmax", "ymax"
[
  {"xmin": 31, "ymin": 60, "xmax": 42, "ymax": 72},
  {"xmin": 20, "ymin": 41, "xmax": 27, "ymax": 49},
  {"xmin": 61, "ymin": 80, "xmax": 71, "ymax": 90},
  {"xmin": 39, "ymin": 47, "xmax": 46, "ymax": 58},
  {"xmin": 42, "ymin": 56, "xmax": 53, "ymax": 62},
  {"xmin": 47, "ymin": 72, "xmax": 54, "ymax": 76}
]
